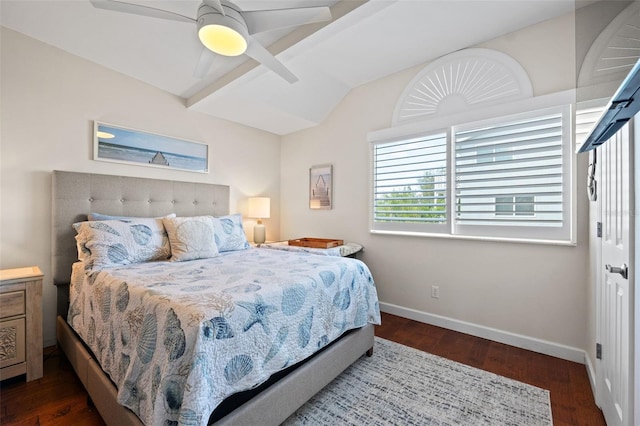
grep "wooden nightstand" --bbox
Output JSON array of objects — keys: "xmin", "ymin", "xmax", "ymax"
[{"xmin": 0, "ymin": 266, "xmax": 43, "ymax": 382}]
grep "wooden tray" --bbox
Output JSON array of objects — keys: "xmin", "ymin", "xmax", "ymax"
[{"xmin": 288, "ymin": 238, "xmax": 344, "ymax": 249}]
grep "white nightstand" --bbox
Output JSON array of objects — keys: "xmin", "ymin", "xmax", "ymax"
[
  {"xmin": 250, "ymin": 241, "xmax": 274, "ymax": 248},
  {"xmin": 0, "ymin": 266, "xmax": 43, "ymax": 382},
  {"xmin": 260, "ymin": 242, "xmax": 363, "ymax": 258}
]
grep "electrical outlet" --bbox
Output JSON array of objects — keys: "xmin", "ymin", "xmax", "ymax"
[{"xmin": 431, "ymin": 285, "xmax": 440, "ymax": 299}]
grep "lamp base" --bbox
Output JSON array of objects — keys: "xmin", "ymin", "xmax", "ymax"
[{"xmin": 254, "ymin": 224, "xmax": 266, "ymax": 245}]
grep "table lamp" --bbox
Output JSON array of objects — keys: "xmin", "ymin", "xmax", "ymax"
[{"xmin": 248, "ymin": 197, "xmax": 270, "ymax": 244}]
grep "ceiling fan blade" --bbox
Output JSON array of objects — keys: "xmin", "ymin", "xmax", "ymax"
[
  {"xmin": 244, "ymin": 38, "xmax": 298, "ymax": 83},
  {"xmin": 243, "ymin": 6, "xmax": 331, "ymax": 35},
  {"xmin": 202, "ymin": 0, "xmax": 225, "ymax": 16},
  {"xmin": 193, "ymin": 47, "xmax": 217, "ymax": 79},
  {"xmin": 90, "ymin": 0, "xmax": 195, "ymax": 23}
]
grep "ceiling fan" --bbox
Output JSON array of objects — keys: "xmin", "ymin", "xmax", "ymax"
[{"xmin": 89, "ymin": 0, "xmax": 332, "ymax": 82}]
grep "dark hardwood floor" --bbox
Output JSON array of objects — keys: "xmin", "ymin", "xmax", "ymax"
[
  {"xmin": 376, "ymin": 313, "xmax": 606, "ymax": 426},
  {"xmin": 1, "ymin": 312, "xmax": 605, "ymax": 425}
]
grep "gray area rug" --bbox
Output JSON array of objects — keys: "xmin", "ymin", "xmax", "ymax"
[{"xmin": 283, "ymin": 337, "xmax": 552, "ymax": 425}]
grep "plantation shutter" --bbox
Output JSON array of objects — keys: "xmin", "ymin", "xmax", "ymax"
[
  {"xmin": 372, "ymin": 132, "xmax": 448, "ymax": 233},
  {"xmin": 453, "ymin": 106, "xmax": 569, "ymax": 238},
  {"xmin": 575, "ymin": 103, "xmax": 607, "ymax": 149},
  {"xmin": 369, "ymin": 94, "xmax": 573, "ymax": 243}
]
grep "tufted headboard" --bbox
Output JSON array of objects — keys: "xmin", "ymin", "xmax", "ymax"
[{"xmin": 52, "ymin": 170, "xmax": 230, "ymax": 287}]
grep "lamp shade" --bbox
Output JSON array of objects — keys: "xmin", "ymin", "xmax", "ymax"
[
  {"xmin": 248, "ymin": 197, "xmax": 270, "ymax": 219},
  {"xmin": 248, "ymin": 197, "xmax": 270, "ymax": 245}
]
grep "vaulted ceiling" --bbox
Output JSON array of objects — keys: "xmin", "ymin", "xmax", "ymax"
[{"xmin": 1, "ymin": 0, "xmax": 577, "ymax": 135}]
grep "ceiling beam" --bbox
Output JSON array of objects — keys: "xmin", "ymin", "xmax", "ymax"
[{"xmin": 186, "ymin": 0, "xmax": 367, "ymax": 108}]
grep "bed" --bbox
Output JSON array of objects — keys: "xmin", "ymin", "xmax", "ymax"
[{"xmin": 52, "ymin": 170, "xmax": 380, "ymax": 426}]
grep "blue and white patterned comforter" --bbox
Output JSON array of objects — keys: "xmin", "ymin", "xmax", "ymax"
[{"xmin": 67, "ymin": 248, "xmax": 381, "ymax": 426}]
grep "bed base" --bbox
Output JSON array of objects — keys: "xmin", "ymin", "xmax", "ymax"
[{"xmin": 57, "ymin": 316, "xmax": 374, "ymax": 425}]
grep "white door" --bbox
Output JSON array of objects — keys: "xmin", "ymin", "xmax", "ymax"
[{"xmin": 597, "ymin": 121, "xmax": 634, "ymax": 426}]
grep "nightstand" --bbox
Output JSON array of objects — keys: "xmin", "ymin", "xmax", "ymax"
[
  {"xmin": 260, "ymin": 242, "xmax": 363, "ymax": 258},
  {"xmin": 0, "ymin": 266, "xmax": 43, "ymax": 382},
  {"xmin": 250, "ymin": 241, "xmax": 274, "ymax": 248}
]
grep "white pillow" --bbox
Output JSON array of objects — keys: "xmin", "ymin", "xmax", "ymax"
[
  {"xmin": 162, "ymin": 216, "xmax": 219, "ymax": 261},
  {"xmin": 212, "ymin": 213, "xmax": 250, "ymax": 252},
  {"xmin": 73, "ymin": 217, "xmax": 171, "ymax": 270}
]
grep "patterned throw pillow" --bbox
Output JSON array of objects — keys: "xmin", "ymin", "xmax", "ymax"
[
  {"xmin": 73, "ymin": 217, "xmax": 171, "ymax": 270},
  {"xmin": 162, "ymin": 216, "xmax": 219, "ymax": 261},
  {"xmin": 212, "ymin": 213, "xmax": 250, "ymax": 252}
]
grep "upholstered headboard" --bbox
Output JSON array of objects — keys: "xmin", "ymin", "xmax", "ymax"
[{"xmin": 52, "ymin": 170, "xmax": 230, "ymax": 288}]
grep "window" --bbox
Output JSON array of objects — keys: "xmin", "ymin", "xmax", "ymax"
[
  {"xmin": 372, "ymin": 132, "xmax": 448, "ymax": 234},
  {"xmin": 495, "ymin": 196, "xmax": 535, "ymax": 217},
  {"xmin": 454, "ymin": 109, "xmax": 565, "ymax": 233},
  {"xmin": 370, "ymin": 104, "xmax": 574, "ymax": 243}
]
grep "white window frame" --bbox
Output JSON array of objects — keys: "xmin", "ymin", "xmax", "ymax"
[
  {"xmin": 368, "ymin": 90, "xmax": 577, "ymax": 245},
  {"xmin": 453, "ymin": 105, "xmax": 572, "ymax": 242},
  {"xmin": 371, "ymin": 130, "xmax": 450, "ymax": 235}
]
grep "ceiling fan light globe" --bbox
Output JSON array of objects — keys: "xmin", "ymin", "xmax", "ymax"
[{"xmin": 199, "ymin": 24, "xmax": 247, "ymax": 56}]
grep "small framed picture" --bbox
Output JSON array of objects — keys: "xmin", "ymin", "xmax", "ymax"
[{"xmin": 309, "ymin": 164, "xmax": 332, "ymax": 209}]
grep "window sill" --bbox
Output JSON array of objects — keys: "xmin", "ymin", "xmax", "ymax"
[{"xmin": 370, "ymin": 229, "xmax": 577, "ymax": 247}]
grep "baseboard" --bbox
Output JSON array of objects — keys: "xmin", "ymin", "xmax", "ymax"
[
  {"xmin": 584, "ymin": 352, "xmax": 598, "ymax": 403},
  {"xmin": 380, "ymin": 302, "xmax": 586, "ymax": 363}
]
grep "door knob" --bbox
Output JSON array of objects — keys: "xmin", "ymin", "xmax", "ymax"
[{"xmin": 605, "ymin": 263, "xmax": 628, "ymax": 279}]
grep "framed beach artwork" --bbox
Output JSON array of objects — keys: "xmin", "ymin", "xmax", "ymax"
[
  {"xmin": 93, "ymin": 122, "xmax": 208, "ymax": 173},
  {"xmin": 309, "ymin": 164, "xmax": 332, "ymax": 209}
]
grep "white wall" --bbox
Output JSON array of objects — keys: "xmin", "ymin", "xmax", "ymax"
[
  {"xmin": 281, "ymin": 13, "xmax": 591, "ymax": 355},
  {"xmin": 0, "ymin": 27, "xmax": 281, "ymax": 346},
  {"xmin": 0, "ymin": 10, "xmax": 596, "ymax": 357}
]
